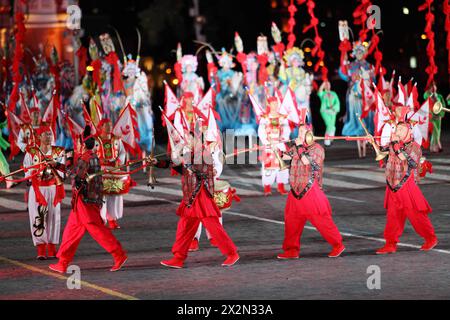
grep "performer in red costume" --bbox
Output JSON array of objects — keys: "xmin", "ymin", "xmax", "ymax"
[
  {"xmin": 97, "ymin": 119, "xmax": 127, "ymax": 229},
  {"xmin": 277, "ymin": 111, "xmax": 345, "ymax": 259},
  {"xmin": 376, "ymin": 108, "xmax": 438, "ymax": 254},
  {"xmin": 49, "ymin": 126, "xmax": 127, "ymax": 273},
  {"xmin": 160, "ymin": 129, "xmax": 239, "ymax": 269}
]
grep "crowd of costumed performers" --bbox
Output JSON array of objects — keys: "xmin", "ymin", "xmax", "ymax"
[{"xmin": 0, "ymin": 0, "xmax": 448, "ymax": 271}]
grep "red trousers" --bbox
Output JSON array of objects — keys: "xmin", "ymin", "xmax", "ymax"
[
  {"xmin": 282, "ymin": 186, "xmax": 343, "ymax": 255},
  {"xmin": 383, "ymin": 178, "xmax": 435, "ymax": 244},
  {"xmin": 172, "ymin": 216, "xmax": 237, "ymax": 260},
  {"xmin": 384, "ymin": 206, "xmax": 436, "ymax": 244},
  {"xmin": 57, "ymin": 197, "xmax": 124, "ymax": 263}
]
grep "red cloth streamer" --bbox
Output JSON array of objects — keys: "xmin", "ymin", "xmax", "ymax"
[
  {"xmin": 54, "ymin": 184, "xmax": 66, "ymax": 206},
  {"xmin": 299, "ymin": 0, "xmax": 329, "ymax": 81},
  {"xmin": 353, "ymin": 0, "xmax": 371, "ymax": 41},
  {"xmin": 419, "ymin": 0, "xmax": 438, "ymax": 89},
  {"xmin": 368, "ymin": 29, "xmax": 385, "ymax": 76},
  {"xmin": 207, "ymin": 62, "xmax": 220, "ymax": 92},
  {"xmin": 420, "ymin": 159, "xmax": 433, "ymax": 178},
  {"xmin": 49, "ymin": 64, "xmax": 61, "ymax": 115},
  {"xmin": 287, "ymin": 0, "xmax": 297, "ymax": 49},
  {"xmin": 338, "ymin": 39, "xmax": 352, "ymax": 67},
  {"xmin": 272, "ymin": 42, "xmax": 285, "ymax": 59},
  {"xmin": 257, "ymin": 54, "xmax": 269, "ymax": 85},
  {"xmin": 91, "ymin": 59, "xmax": 102, "ymax": 90},
  {"xmin": 352, "ymin": 0, "xmax": 385, "ymax": 76},
  {"xmin": 174, "ymin": 61, "xmax": 183, "ymax": 83},
  {"xmin": 8, "ymin": 11, "xmax": 26, "ymax": 112},
  {"xmin": 31, "ymin": 176, "xmax": 48, "ymax": 206},
  {"xmin": 236, "ymin": 52, "xmax": 248, "ymax": 79},
  {"xmin": 76, "ymin": 46, "xmax": 88, "ymax": 79},
  {"xmin": 105, "ymin": 52, "xmax": 125, "ymax": 93}
]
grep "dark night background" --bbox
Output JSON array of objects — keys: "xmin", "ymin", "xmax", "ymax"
[{"xmin": 78, "ymin": 0, "xmax": 449, "ymax": 135}]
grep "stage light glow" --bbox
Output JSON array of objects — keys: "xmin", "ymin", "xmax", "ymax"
[
  {"xmin": 403, "ymin": 7, "xmax": 409, "ymax": 15},
  {"xmin": 410, "ymin": 56, "xmax": 417, "ymax": 69}
]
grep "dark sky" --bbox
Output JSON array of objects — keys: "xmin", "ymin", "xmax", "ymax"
[{"xmin": 78, "ymin": 0, "xmax": 449, "ymax": 133}]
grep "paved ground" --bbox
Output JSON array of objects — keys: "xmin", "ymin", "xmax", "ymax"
[{"xmin": 1, "ymin": 136, "xmax": 450, "ymax": 300}]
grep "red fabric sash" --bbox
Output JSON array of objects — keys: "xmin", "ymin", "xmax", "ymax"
[{"xmin": 105, "ymin": 52, "xmax": 124, "ymax": 93}]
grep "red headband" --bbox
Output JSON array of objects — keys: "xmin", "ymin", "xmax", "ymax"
[
  {"xmin": 98, "ymin": 118, "xmax": 111, "ymax": 128},
  {"xmin": 267, "ymin": 96, "xmax": 278, "ymax": 104},
  {"xmin": 183, "ymin": 91, "xmax": 194, "ymax": 99},
  {"xmin": 36, "ymin": 126, "xmax": 52, "ymax": 136}
]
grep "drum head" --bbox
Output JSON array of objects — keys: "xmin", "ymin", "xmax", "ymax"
[{"xmin": 214, "ymin": 179, "xmax": 230, "ymax": 191}]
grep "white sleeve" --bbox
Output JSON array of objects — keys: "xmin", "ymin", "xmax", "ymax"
[
  {"xmin": 278, "ymin": 118, "xmax": 290, "ymax": 152},
  {"xmin": 118, "ymin": 140, "xmax": 127, "ymax": 164},
  {"xmin": 56, "ymin": 150, "xmax": 66, "ymax": 177},
  {"xmin": 18, "ymin": 129, "xmax": 27, "ymax": 153},
  {"xmin": 412, "ymin": 125, "xmax": 423, "ymax": 146},
  {"xmin": 380, "ymin": 124, "xmax": 393, "ymax": 147},
  {"xmin": 258, "ymin": 118, "xmax": 269, "ymax": 145},
  {"xmin": 173, "ymin": 111, "xmax": 186, "ymax": 139},
  {"xmin": 23, "ymin": 153, "xmax": 33, "ymax": 178}
]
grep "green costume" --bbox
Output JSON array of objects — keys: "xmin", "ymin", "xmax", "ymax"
[
  {"xmin": 318, "ymin": 90, "xmax": 340, "ymax": 137},
  {"xmin": 424, "ymin": 91, "xmax": 445, "ymax": 150},
  {"xmin": 0, "ymin": 120, "xmax": 11, "ymax": 176}
]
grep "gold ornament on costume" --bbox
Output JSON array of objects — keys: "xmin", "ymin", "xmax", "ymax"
[
  {"xmin": 103, "ymin": 178, "xmax": 124, "ymax": 193},
  {"xmin": 283, "ymin": 47, "xmax": 304, "ymax": 65},
  {"xmin": 214, "ymin": 191, "xmax": 229, "ymax": 208}
]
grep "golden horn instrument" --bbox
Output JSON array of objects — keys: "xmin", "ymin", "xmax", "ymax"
[
  {"xmin": 357, "ymin": 116, "xmax": 388, "ymax": 161},
  {"xmin": 270, "ymin": 144, "xmax": 289, "ymax": 171},
  {"xmin": 303, "ymin": 131, "xmax": 376, "ymax": 146},
  {"xmin": 304, "ymin": 131, "xmax": 315, "ymax": 146},
  {"xmin": 85, "ymin": 171, "xmax": 102, "ymax": 183},
  {"xmin": 432, "ymin": 100, "xmax": 450, "ymax": 115},
  {"xmin": 307, "ymin": 134, "xmax": 384, "ymax": 143},
  {"xmin": 224, "ymin": 145, "xmax": 262, "ymax": 159}
]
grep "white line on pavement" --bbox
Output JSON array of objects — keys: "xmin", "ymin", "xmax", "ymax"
[
  {"xmin": 430, "ymin": 158, "xmax": 450, "ymax": 164},
  {"xmin": 225, "ymin": 211, "xmax": 450, "ymax": 255},
  {"xmin": 323, "ymin": 177, "xmax": 374, "ymax": 189},
  {"xmin": 330, "ymin": 170, "xmax": 386, "ymax": 184},
  {"xmin": 425, "ymin": 173, "xmax": 450, "ymax": 183},
  {"xmin": 430, "ymin": 165, "xmax": 450, "ymax": 172},
  {"xmin": 327, "ymin": 195, "xmax": 365, "ymax": 203},
  {"xmin": 0, "ymin": 198, "xmax": 27, "ymax": 211}
]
